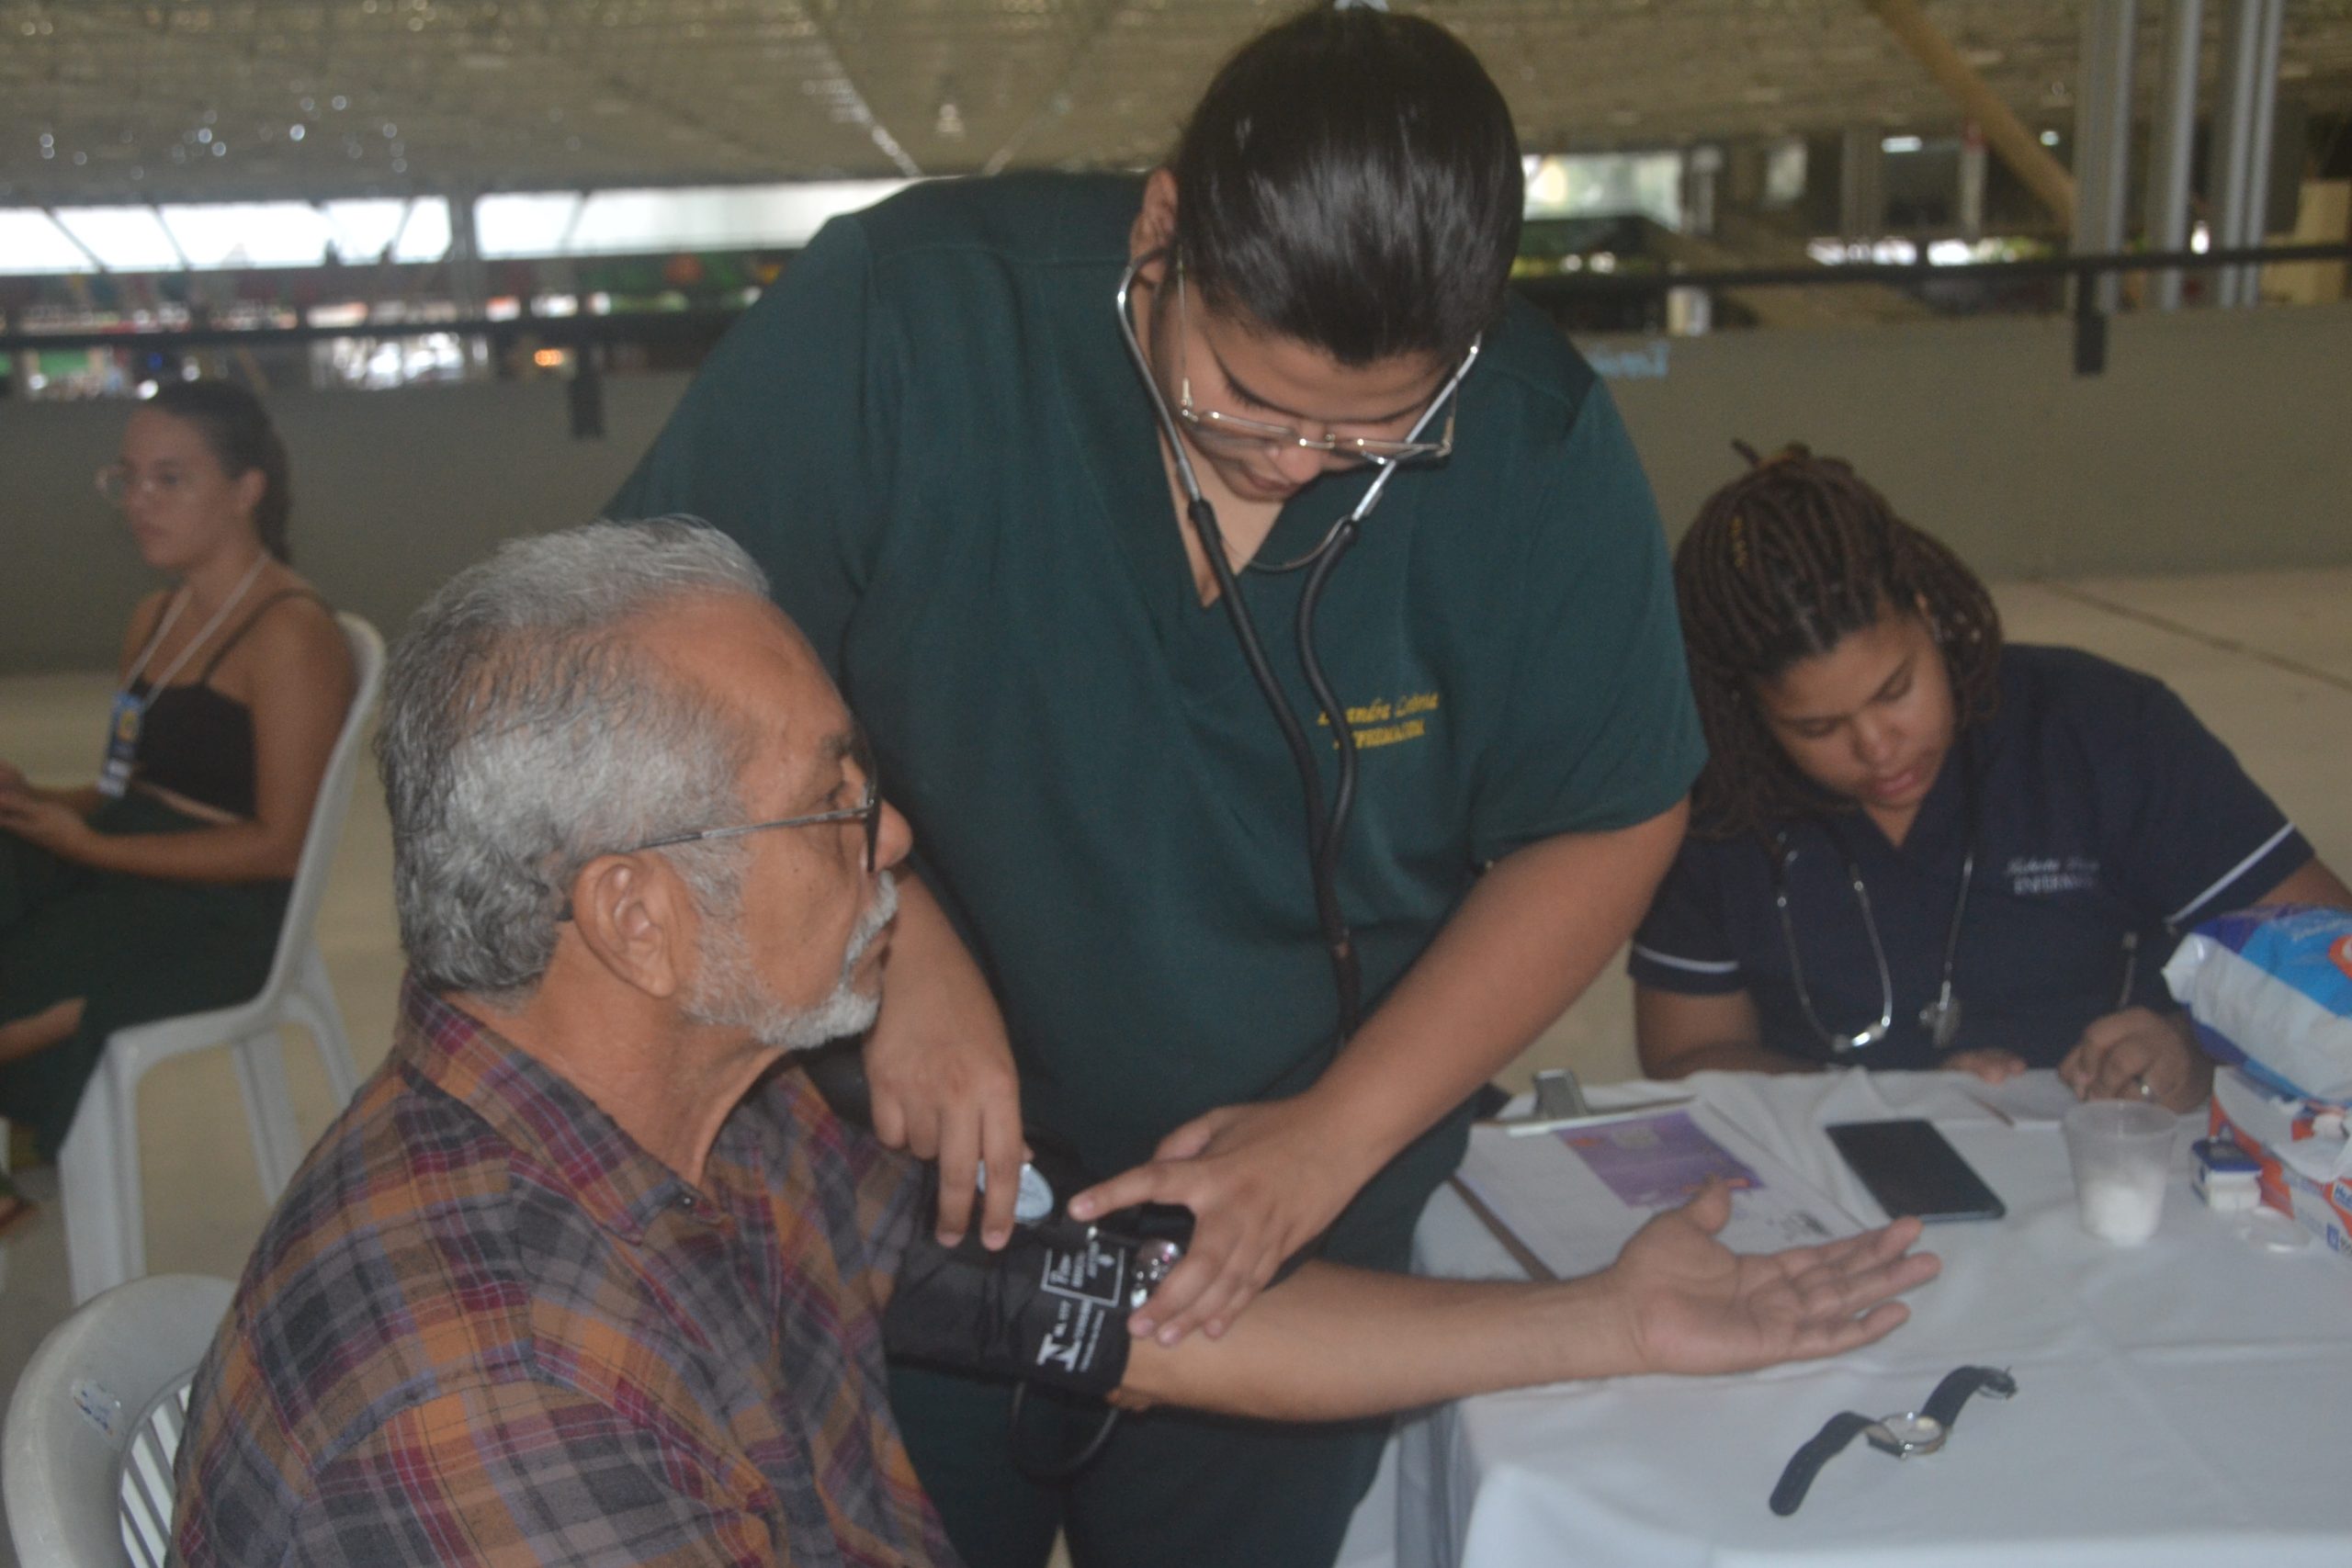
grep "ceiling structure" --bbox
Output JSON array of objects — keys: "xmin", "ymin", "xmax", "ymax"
[{"xmin": 4, "ymin": 0, "xmax": 2351, "ymax": 208}]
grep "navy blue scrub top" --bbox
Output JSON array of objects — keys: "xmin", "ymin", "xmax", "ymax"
[{"xmin": 1630, "ymin": 645, "xmax": 2312, "ymax": 1069}]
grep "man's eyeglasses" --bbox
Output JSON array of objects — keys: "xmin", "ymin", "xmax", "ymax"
[
  {"xmin": 559, "ymin": 732, "xmax": 882, "ymax": 919},
  {"xmin": 629, "ymin": 731, "xmax": 883, "ymax": 873},
  {"xmin": 1172, "ymin": 262, "xmax": 1471, "ymax": 465}
]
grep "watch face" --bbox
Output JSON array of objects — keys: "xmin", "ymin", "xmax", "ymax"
[{"xmin": 1866, "ymin": 1412, "xmax": 1947, "ymax": 1457}]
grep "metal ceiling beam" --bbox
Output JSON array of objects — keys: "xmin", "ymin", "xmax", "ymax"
[
  {"xmin": 1858, "ymin": 0, "xmax": 2076, "ymax": 228},
  {"xmin": 12, "ymin": 2, "xmax": 2352, "ymax": 207},
  {"xmin": 981, "ymin": 0, "xmax": 1140, "ymax": 177},
  {"xmin": 786, "ymin": 0, "xmax": 923, "ymax": 179},
  {"xmin": 41, "ymin": 207, "xmax": 109, "ymax": 273}
]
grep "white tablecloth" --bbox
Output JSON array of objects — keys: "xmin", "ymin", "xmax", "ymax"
[{"xmin": 1383, "ymin": 1068, "xmax": 2352, "ymax": 1568}]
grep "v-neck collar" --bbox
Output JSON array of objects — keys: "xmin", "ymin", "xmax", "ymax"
[{"xmin": 1828, "ymin": 729, "xmax": 1981, "ymax": 874}]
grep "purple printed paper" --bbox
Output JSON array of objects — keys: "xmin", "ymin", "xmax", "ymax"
[{"xmin": 1556, "ymin": 1111, "xmax": 1759, "ymax": 1209}]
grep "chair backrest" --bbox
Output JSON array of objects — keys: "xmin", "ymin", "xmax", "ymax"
[
  {"xmin": 3, "ymin": 1274, "xmax": 236, "ymax": 1568},
  {"xmin": 254, "ymin": 613, "xmax": 385, "ymax": 1004}
]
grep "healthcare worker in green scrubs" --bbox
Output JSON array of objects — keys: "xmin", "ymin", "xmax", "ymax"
[{"xmin": 610, "ymin": 8, "xmax": 1705, "ymax": 1565}]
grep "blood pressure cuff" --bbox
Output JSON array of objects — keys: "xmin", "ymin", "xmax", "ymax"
[{"xmin": 884, "ymin": 1216, "xmax": 1156, "ymax": 1396}]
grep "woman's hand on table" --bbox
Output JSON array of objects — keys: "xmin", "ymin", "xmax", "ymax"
[
  {"xmin": 1069, "ymin": 1093, "xmax": 1364, "ymax": 1348},
  {"xmin": 1939, "ymin": 1047, "xmax": 2029, "ymax": 1084},
  {"xmin": 1612, "ymin": 1181, "xmax": 1940, "ymax": 1375},
  {"xmin": 2059, "ymin": 1007, "xmax": 2212, "ymax": 1111}
]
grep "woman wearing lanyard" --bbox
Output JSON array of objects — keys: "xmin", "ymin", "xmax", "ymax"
[
  {"xmin": 1631, "ymin": 447, "xmax": 2351, "ymax": 1111},
  {"xmin": 610, "ymin": 9, "xmax": 1701, "ymax": 1564},
  {"xmin": 0, "ymin": 381, "xmax": 354, "ymax": 1212}
]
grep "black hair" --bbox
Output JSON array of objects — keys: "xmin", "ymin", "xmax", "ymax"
[
  {"xmin": 1170, "ymin": 5, "xmax": 1522, "ymax": 367},
  {"xmin": 1674, "ymin": 445, "xmax": 2003, "ymax": 841},
  {"xmin": 147, "ymin": 379, "xmax": 294, "ymax": 563}
]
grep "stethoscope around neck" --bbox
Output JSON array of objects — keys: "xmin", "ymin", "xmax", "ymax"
[
  {"xmin": 1000, "ymin": 249, "xmax": 1474, "ymax": 1488},
  {"xmin": 1113, "ymin": 248, "xmax": 1476, "ymax": 1041},
  {"xmin": 1767, "ymin": 748, "xmax": 1979, "ymax": 1058}
]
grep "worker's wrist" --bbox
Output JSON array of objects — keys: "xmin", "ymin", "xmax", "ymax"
[{"xmin": 1291, "ymin": 1070, "xmax": 1417, "ymax": 1190}]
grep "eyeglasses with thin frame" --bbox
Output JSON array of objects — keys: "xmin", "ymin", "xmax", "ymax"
[
  {"xmin": 1171, "ymin": 261, "xmax": 1469, "ymax": 465},
  {"xmin": 633, "ymin": 729, "xmax": 881, "ymax": 871},
  {"xmin": 96, "ymin": 463, "xmax": 196, "ymax": 507},
  {"xmin": 558, "ymin": 731, "xmax": 883, "ymax": 919}
]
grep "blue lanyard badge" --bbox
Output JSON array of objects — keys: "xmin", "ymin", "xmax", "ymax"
[{"xmin": 96, "ymin": 690, "xmax": 143, "ymax": 799}]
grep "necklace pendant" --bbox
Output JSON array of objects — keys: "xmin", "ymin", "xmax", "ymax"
[{"xmin": 1920, "ymin": 994, "xmax": 1963, "ymax": 1050}]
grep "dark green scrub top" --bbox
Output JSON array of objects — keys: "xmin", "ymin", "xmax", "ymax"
[{"xmin": 612, "ymin": 174, "xmax": 1704, "ymax": 1204}]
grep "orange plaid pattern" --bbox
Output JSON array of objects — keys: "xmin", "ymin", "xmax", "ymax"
[{"xmin": 172, "ymin": 976, "xmax": 956, "ymax": 1567}]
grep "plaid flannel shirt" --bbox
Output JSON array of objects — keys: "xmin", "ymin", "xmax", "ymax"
[{"xmin": 172, "ymin": 976, "xmax": 957, "ymax": 1568}]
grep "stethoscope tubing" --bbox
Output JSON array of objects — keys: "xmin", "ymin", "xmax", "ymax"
[
  {"xmin": 1114, "ymin": 249, "xmax": 1465, "ymax": 1041},
  {"xmin": 1767, "ymin": 740, "xmax": 1981, "ymax": 1057}
]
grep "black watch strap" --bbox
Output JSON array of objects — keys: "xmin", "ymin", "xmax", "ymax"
[
  {"xmin": 1920, "ymin": 1365, "xmax": 2016, "ymax": 1429},
  {"xmin": 1770, "ymin": 1411, "xmax": 1873, "ymax": 1517}
]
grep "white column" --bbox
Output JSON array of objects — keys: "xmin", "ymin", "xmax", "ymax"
[
  {"xmin": 2071, "ymin": 0, "xmax": 2137, "ymax": 313},
  {"xmin": 2213, "ymin": 0, "xmax": 2285, "ymax": 307},
  {"xmin": 1683, "ymin": 145, "xmax": 1722, "ymax": 239},
  {"xmin": 2145, "ymin": 0, "xmax": 2202, "ymax": 310},
  {"xmin": 1840, "ymin": 126, "xmax": 1885, "ymax": 242},
  {"xmin": 1959, "ymin": 120, "xmax": 1987, "ymax": 242}
]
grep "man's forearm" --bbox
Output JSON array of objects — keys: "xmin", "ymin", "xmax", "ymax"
[
  {"xmin": 1119, "ymin": 1259, "xmax": 1633, "ymax": 1420},
  {"xmin": 1116, "ymin": 1192, "xmax": 1939, "ymax": 1419},
  {"xmin": 1306, "ymin": 804, "xmax": 1689, "ymax": 1178}
]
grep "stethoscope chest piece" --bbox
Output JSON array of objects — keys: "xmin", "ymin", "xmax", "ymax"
[
  {"xmin": 1769, "ymin": 816, "xmax": 1977, "ymax": 1060},
  {"xmin": 1918, "ymin": 991, "xmax": 1963, "ymax": 1052}
]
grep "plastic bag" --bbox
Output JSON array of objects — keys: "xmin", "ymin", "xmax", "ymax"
[{"xmin": 2164, "ymin": 904, "xmax": 2352, "ymax": 1105}]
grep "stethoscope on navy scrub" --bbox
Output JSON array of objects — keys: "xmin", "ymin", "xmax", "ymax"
[
  {"xmin": 1114, "ymin": 248, "xmax": 1481, "ymax": 1040},
  {"xmin": 1766, "ymin": 743, "xmax": 1981, "ymax": 1056}
]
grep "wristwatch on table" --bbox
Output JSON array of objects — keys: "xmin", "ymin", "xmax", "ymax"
[{"xmin": 1769, "ymin": 1365, "xmax": 2018, "ymax": 1517}]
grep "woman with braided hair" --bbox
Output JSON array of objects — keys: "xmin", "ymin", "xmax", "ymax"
[{"xmin": 1631, "ymin": 446, "xmax": 2348, "ymax": 1110}]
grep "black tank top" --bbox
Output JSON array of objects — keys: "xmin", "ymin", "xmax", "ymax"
[{"xmin": 130, "ymin": 589, "xmax": 327, "ymax": 819}]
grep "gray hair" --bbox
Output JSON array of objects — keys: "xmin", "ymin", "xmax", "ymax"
[{"xmin": 377, "ymin": 518, "xmax": 773, "ymax": 1006}]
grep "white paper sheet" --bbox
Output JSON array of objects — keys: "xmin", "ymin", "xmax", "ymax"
[
  {"xmin": 1969, "ymin": 1071, "xmax": 2087, "ymax": 1126},
  {"xmin": 1452, "ymin": 1100, "xmax": 1861, "ymax": 1280}
]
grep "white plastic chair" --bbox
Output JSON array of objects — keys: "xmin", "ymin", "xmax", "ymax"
[
  {"xmin": 3, "ymin": 1272, "xmax": 236, "ymax": 1568},
  {"xmin": 58, "ymin": 613, "xmax": 385, "ymax": 1305}
]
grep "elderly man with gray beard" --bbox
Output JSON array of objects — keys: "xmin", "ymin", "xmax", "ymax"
[{"xmin": 170, "ymin": 521, "xmax": 1936, "ymax": 1567}]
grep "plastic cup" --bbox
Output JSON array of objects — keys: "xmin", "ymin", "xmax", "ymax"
[{"xmin": 2063, "ymin": 1100, "xmax": 2177, "ymax": 1244}]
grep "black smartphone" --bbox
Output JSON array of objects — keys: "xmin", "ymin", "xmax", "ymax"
[{"xmin": 1825, "ymin": 1119, "xmax": 2007, "ymax": 1224}]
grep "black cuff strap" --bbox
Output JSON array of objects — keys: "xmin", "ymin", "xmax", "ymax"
[
  {"xmin": 1770, "ymin": 1411, "xmax": 1872, "ymax": 1517},
  {"xmin": 1771, "ymin": 1368, "xmax": 2018, "ymax": 1517},
  {"xmin": 884, "ymin": 1219, "xmax": 1142, "ymax": 1397},
  {"xmin": 1921, "ymin": 1364, "xmax": 2016, "ymax": 1429}
]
